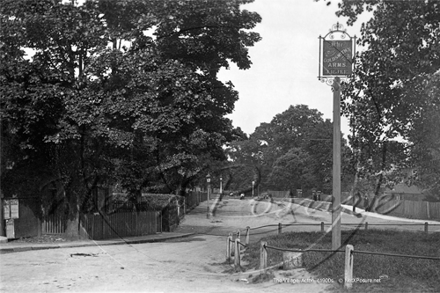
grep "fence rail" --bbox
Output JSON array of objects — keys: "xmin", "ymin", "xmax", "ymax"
[
  {"xmin": 225, "ymin": 220, "xmax": 440, "ymax": 289},
  {"xmin": 219, "ymin": 220, "xmax": 440, "ymax": 277},
  {"xmin": 260, "ymin": 240, "xmax": 440, "ymax": 289}
]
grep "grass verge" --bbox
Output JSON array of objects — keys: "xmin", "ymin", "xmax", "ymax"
[{"xmin": 242, "ymin": 229, "xmax": 440, "ymax": 292}]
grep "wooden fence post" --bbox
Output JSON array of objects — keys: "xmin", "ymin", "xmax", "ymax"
[
  {"xmin": 260, "ymin": 241, "xmax": 267, "ymax": 271},
  {"xmin": 229, "ymin": 232, "xmax": 234, "ymax": 255},
  {"xmin": 425, "ymin": 222, "xmax": 428, "ymax": 234},
  {"xmin": 278, "ymin": 223, "xmax": 282, "ymax": 234},
  {"xmin": 160, "ymin": 211, "xmax": 163, "ymax": 233},
  {"xmin": 226, "ymin": 234, "xmax": 232, "ymax": 261},
  {"xmin": 245, "ymin": 226, "xmax": 250, "ymax": 246},
  {"xmin": 321, "ymin": 222, "xmax": 324, "ymax": 233},
  {"xmin": 91, "ymin": 214, "xmax": 95, "ymax": 240},
  {"xmin": 234, "ymin": 238, "xmax": 241, "ymax": 269},
  {"xmin": 365, "ymin": 222, "xmax": 368, "ymax": 230},
  {"xmin": 344, "ymin": 244, "xmax": 354, "ymax": 290}
]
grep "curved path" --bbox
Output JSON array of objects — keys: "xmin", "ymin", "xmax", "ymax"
[{"xmin": 1, "ymin": 197, "xmax": 438, "ymax": 293}]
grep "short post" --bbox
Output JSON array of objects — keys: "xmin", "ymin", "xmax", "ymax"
[
  {"xmin": 344, "ymin": 244, "xmax": 354, "ymax": 289},
  {"xmin": 365, "ymin": 222, "xmax": 368, "ymax": 230},
  {"xmin": 226, "ymin": 234, "xmax": 232, "ymax": 261},
  {"xmin": 245, "ymin": 226, "xmax": 250, "ymax": 246},
  {"xmin": 321, "ymin": 222, "xmax": 325, "ymax": 233},
  {"xmin": 234, "ymin": 238, "xmax": 241, "ymax": 269},
  {"xmin": 206, "ymin": 173, "xmax": 211, "ymax": 218},
  {"xmin": 278, "ymin": 223, "xmax": 282, "ymax": 234},
  {"xmin": 229, "ymin": 232, "xmax": 234, "ymax": 256},
  {"xmin": 260, "ymin": 241, "xmax": 268, "ymax": 271},
  {"xmin": 424, "ymin": 222, "xmax": 428, "ymax": 234},
  {"xmin": 176, "ymin": 198, "xmax": 180, "ymax": 217}
]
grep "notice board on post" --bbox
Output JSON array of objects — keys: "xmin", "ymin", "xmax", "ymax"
[{"xmin": 3, "ymin": 199, "xmax": 19, "ymax": 219}]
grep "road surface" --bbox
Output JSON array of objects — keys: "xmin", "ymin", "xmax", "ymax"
[{"xmin": 1, "ymin": 197, "xmax": 438, "ymax": 293}]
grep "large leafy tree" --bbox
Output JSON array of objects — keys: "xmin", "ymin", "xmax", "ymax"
[
  {"xmin": 268, "ymin": 147, "xmax": 314, "ymax": 191},
  {"xmin": 0, "ymin": 0, "xmax": 261, "ymax": 237},
  {"xmin": 223, "ymin": 130, "xmax": 262, "ymax": 194},
  {"xmin": 226, "ymin": 104, "xmax": 353, "ymax": 195},
  {"xmin": 336, "ymin": 0, "xmax": 440, "ymax": 201}
]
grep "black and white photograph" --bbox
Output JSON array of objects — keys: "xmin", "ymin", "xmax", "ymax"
[{"xmin": 1, "ymin": 0, "xmax": 439, "ymax": 292}]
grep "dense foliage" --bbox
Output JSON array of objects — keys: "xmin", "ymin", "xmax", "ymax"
[
  {"xmin": 225, "ymin": 105, "xmax": 354, "ymax": 195},
  {"xmin": 335, "ymin": 0, "xmax": 440, "ymax": 200},
  {"xmin": 0, "ymin": 0, "xmax": 261, "ymax": 236}
]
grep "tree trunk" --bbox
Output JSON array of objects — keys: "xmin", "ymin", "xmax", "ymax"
[
  {"xmin": 64, "ymin": 171, "xmax": 87, "ymax": 240},
  {"xmin": 235, "ymin": 165, "xmax": 261, "ymax": 196},
  {"xmin": 372, "ymin": 141, "xmax": 388, "ymax": 212},
  {"xmin": 65, "ymin": 209, "xmax": 80, "ymax": 239}
]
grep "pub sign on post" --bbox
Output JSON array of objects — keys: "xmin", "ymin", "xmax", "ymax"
[
  {"xmin": 318, "ymin": 22, "xmax": 356, "ymax": 80},
  {"xmin": 322, "ymin": 40, "xmax": 352, "ymax": 76}
]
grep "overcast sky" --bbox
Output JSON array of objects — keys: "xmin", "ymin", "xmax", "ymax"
[{"xmin": 218, "ymin": 0, "xmax": 370, "ymax": 137}]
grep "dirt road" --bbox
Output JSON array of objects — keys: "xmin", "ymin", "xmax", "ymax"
[{"xmin": 1, "ymin": 198, "xmax": 438, "ymax": 293}]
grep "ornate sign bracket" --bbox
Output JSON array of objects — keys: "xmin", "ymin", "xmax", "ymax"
[{"xmin": 318, "ymin": 22, "xmax": 356, "ymax": 87}]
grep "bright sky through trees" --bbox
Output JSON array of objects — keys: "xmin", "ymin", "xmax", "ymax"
[{"xmin": 218, "ymin": 0, "xmax": 369, "ymax": 136}]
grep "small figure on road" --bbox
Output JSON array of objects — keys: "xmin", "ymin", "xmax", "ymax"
[
  {"xmin": 353, "ymin": 192, "xmax": 361, "ymax": 212},
  {"xmin": 268, "ymin": 193, "xmax": 273, "ymax": 203},
  {"xmin": 240, "ymin": 193, "xmax": 245, "ymax": 200},
  {"xmin": 364, "ymin": 195, "xmax": 370, "ymax": 212}
]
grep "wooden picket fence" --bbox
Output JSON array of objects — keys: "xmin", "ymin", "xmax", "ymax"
[
  {"xmin": 185, "ymin": 191, "xmax": 208, "ymax": 211},
  {"xmin": 40, "ymin": 192, "xmax": 208, "ymax": 239},
  {"xmin": 376, "ymin": 199, "xmax": 440, "ymax": 220},
  {"xmin": 82, "ymin": 211, "xmax": 157, "ymax": 240},
  {"xmin": 42, "ymin": 213, "xmax": 67, "ymax": 234}
]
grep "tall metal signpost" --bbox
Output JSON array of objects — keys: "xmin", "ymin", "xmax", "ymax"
[{"xmin": 318, "ymin": 22, "xmax": 356, "ymax": 250}]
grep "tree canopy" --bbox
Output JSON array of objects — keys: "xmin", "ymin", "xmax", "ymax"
[
  {"xmin": 0, "ymin": 0, "xmax": 261, "ymax": 236},
  {"xmin": 336, "ymin": 0, "xmax": 440, "ymax": 199},
  {"xmin": 225, "ymin": 104, "xmax": 353, "ymax": 195}
]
